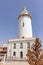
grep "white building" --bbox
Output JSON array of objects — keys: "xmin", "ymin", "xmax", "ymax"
[{"xmin": 7, "ymin": 8, "xmax": 36, "ymax": 65}]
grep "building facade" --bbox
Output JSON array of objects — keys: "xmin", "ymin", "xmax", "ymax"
[
  {"xmin": 7, "ymin": 38, "xmax": 35, "ymax": 60},
  {"xmin": 0, "ymin": 44, "xmax": 7, "ymax": 61},
  {"xmin": 7, "ymin": 8, "xmax": 35, "ymax": 61}
]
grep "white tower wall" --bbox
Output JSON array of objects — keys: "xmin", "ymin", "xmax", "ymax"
[
  {"xmin": 18, "ymin": 16, "xmax": 32, "ymax": 38},
  {"xmin": 18, "ymin": 8, "xmax": 33, "ymax": 38}
]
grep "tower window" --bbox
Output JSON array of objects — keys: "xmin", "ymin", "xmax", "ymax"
[
  {"xmin": 13, "ymin": 52, "xmax": 16, "ymax": 56},
  {"xmin": 20, "ymin": 51, "xmax": 23, "ymax": 58},
  {"xmin": 20, "ymin": 43, "xmax": 23, "ymax": 48},
  {"xmin": 23, "ymin": 22, "xmax": 24, "ymax": 27},
  {"xmin": 22, "ymin": 37, "xmax": 24, "ymax": 38},
  {"xmin": 27, "ymin": 42, "xmax": 30, "ymax": 48},
  {"xmin": 14, "ymin": 43, "xmax": 16, "ymax": 49}
]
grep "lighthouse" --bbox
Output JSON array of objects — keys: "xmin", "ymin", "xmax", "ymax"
[
  {"xmin": 7, "ymin": 8, "xmax": 35, "ymax": 65},
  {"xmin": 18, "ymin": 8, "xmax": 33, "ymax": 38}
]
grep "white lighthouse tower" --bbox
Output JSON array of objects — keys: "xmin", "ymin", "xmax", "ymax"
[
  {"xmin": 7, "ymin": 8, "xmax": 36, "ymax": 65},
  {"xmin": 18, "ymin": 8, "xmax": 33, "ymax": 38}
]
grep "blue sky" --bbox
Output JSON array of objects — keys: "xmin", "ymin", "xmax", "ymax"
[{"xmin": 0, "ymin": 0, "xmax": 43, "ymax": 46}]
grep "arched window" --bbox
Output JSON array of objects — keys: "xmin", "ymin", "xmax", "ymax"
[
  {"xmin": 27, "ymin": 42, "xmax": 30, "ymax": 48},
  {"xmin": 22, "ymin": 22, "xmax": 24, "ymax": 27},
  {"xmin": 20, "ymin": 43, "xmax": 23, "ymax": 48},
  {"xmin": 13, "ymin": 52, "xmax": 16, "ymax": 56},
  {"xmin": 14, "ymin": 43, "xmax": 16, "ymax": 49},
  {"xmin": 20, "ymin": 51, "xmax": 23, "ymax": 58}
]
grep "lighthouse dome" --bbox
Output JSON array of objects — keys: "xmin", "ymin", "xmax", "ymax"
[
  {"xmin": 21, "ymin": 7, "xmax": 29, "ymax": 14},
  {"xmin": 18, "ymin": 7, "xmax": 32, "ymax": 19}
]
